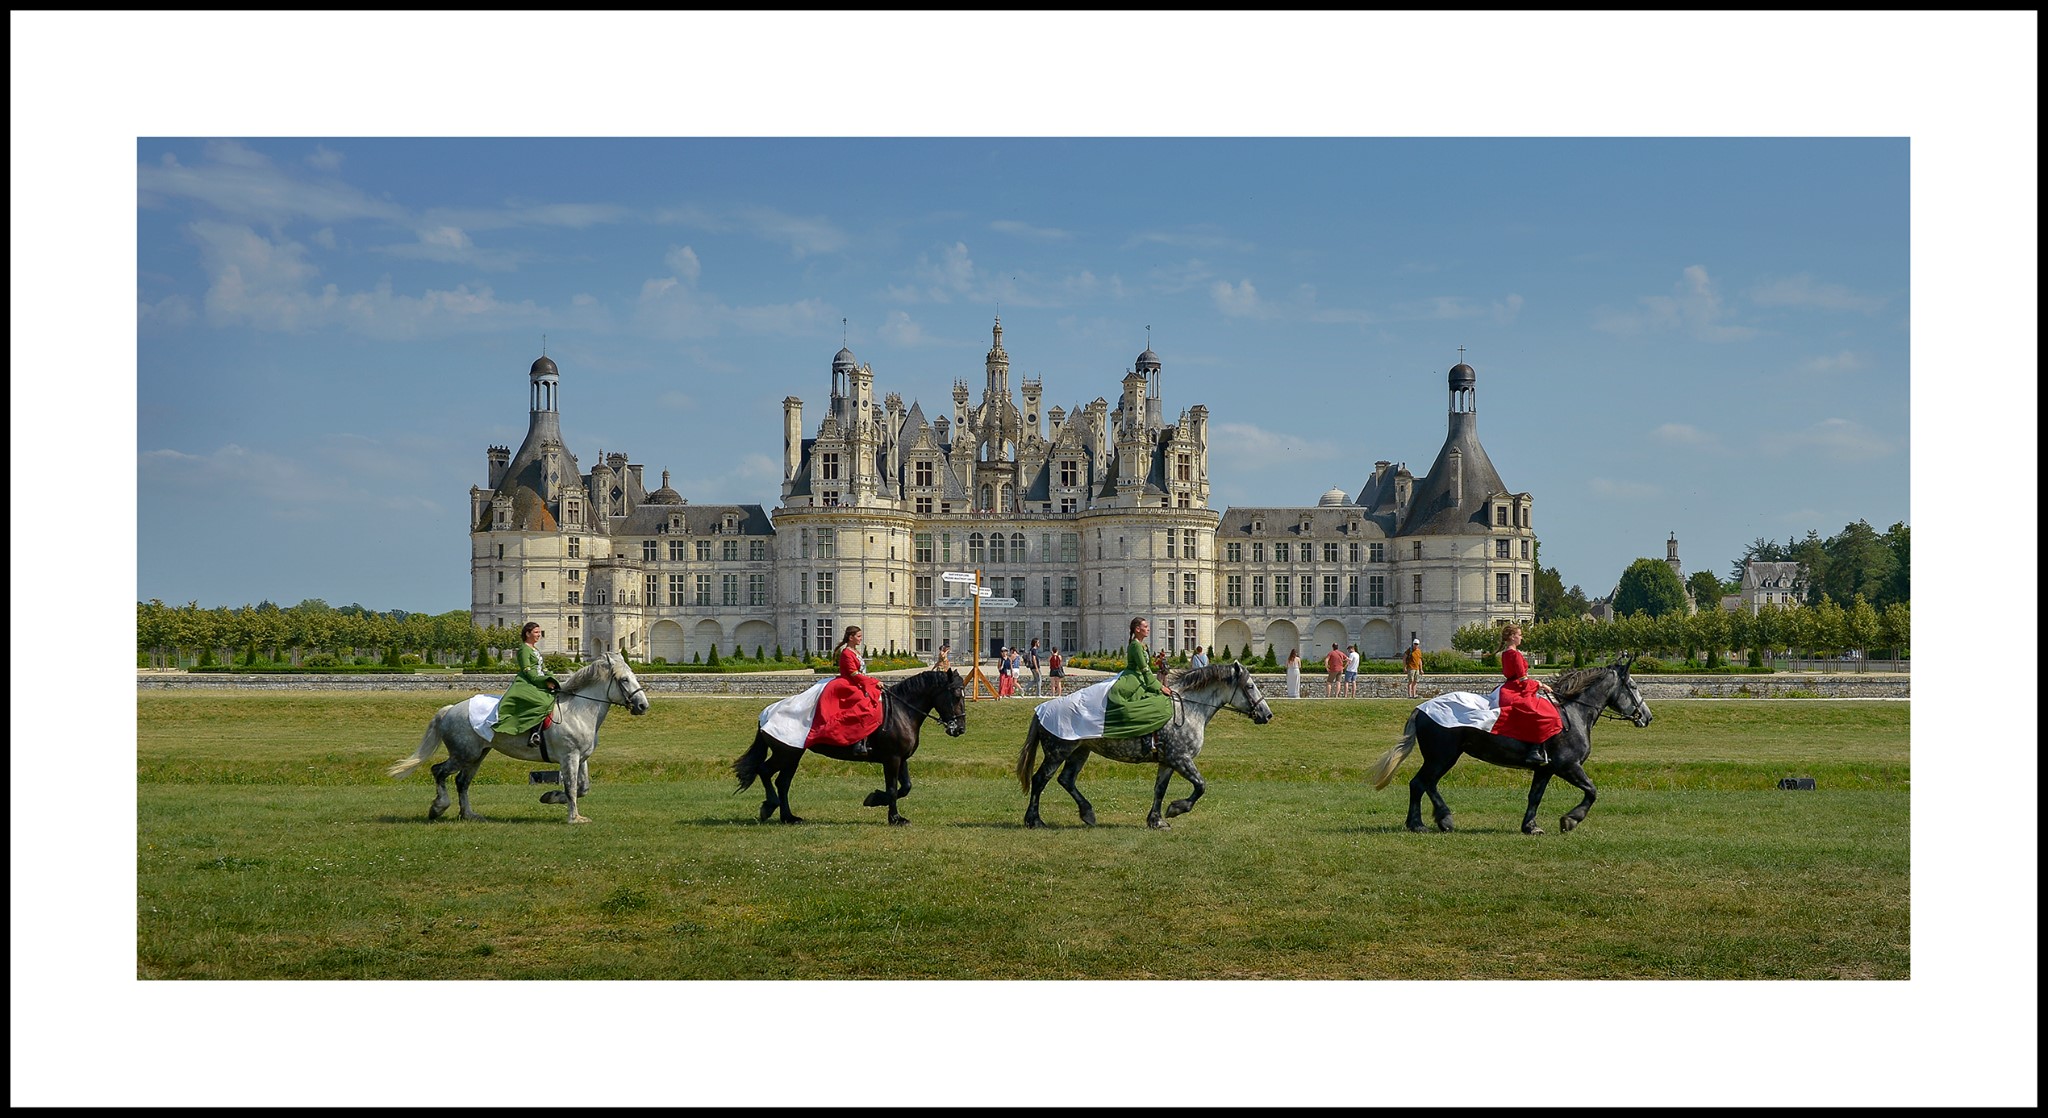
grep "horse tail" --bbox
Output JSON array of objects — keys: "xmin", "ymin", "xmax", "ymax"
[
  {"xmin": 733, "ymin": 732, "xmax": 771, "ymax": 792},
  {"xmin": 1015, "ymin": 715, "xmax": 1043, "ymax": 792},
  {"xmin": 387, "ymin": 710, "xmax": 447, "ymax": 778},
  {"xmin": 1367, "ymin": 710, "xmax": 1420, "ymax": 790}
]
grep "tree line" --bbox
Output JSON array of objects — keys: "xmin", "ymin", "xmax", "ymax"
[
  {"xmin": 1454, "ymin": 593, "xmax": 1908, "ymax": 667},
  {"xmin": 135, "ymin": 599, "xmax": 526, "ymax": 669}
]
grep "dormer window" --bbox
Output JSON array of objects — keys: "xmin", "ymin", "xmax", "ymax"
[{"xmin": 1496, "ymin": 505, "xmax": 1509, "ymax": 527}]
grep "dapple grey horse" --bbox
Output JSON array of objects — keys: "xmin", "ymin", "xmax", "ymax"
[
  {"xmin": 388, "ymin": 651, "xmax": 650, "ymax": 823},
  {"xmin": 1016, "ymin": 661, "xmax": 1273, "ymax": 830}
]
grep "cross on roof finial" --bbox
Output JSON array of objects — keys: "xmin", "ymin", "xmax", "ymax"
[
  {"xmin": 542, "ymin": 334, "xmax": 547, "ymax": 357},
  {"xmin": 842, "ymin": 317, "xmax": 847, "ymax": 346},
  {"xmin": 1458, "ymin": 344, "xmax": 1466, "ymax": 363}
]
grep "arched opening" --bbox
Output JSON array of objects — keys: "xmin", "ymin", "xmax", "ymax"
[{"xmin": 649, "ymin": 620, "xmax": 686, "ymax": 664}]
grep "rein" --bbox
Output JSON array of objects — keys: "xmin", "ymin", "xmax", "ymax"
[{"xmin": 1169, "ymin": 671, "xmax": 1262, "ymax": 721}]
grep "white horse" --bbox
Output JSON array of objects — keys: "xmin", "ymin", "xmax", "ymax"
[{"xmin": 388, "ymin": 651, "xmax": 650, "ymax": 823}]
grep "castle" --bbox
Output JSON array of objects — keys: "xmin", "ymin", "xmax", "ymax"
[{"xmin": 470, "ymin": 319, "xmax": 1539, "ymax": 662}]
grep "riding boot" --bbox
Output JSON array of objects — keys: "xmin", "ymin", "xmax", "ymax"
[
  {"xmin": 1525, "ymin": 743, "xmax": 1550, "ymax": 768},
  {"xmin": 850, "ymin": 740, "xmax": 871, "ymax": 758}
]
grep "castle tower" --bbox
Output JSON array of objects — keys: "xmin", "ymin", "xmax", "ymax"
[{"xmin": 985, "ymin": 316, "xmax": 1010, "ymax": 403}]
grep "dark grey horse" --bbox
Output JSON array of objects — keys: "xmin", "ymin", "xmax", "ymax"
[
  {"xmin": 1367, "ymin": 654, "xmax": 1652, "ymax": 834},
  {"xmin": 388, "ymin": 651, "xmax": 650, "ymax": 823},
  {"xmin": 1016, "ymin": 661, "xmax": 1274, "ymax": 830},
  {"xmin": 733, "ymin": 669, "xmax": 967, "ymax": 825}
]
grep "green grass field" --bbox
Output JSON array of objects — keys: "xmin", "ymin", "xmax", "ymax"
[{"xmin": 137, "ymin": 692, "xmax": 1908, "ymax": 979}]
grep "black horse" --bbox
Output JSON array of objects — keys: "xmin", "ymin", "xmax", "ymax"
[
  {"xmin": 733, "ymin": 669, "xmax": 967, "ymax": 825},
  {"xmin": 1366, "ymin": 654, "xmax": 1653, "ymax": 834}
]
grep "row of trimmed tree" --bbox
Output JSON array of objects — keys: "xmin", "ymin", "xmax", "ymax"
[
  {"xmin": 1452, "ymin": 594, "xmax": 1908, "ymax": 668},
  {"xmin": 135, "ymin": 599, "xmax": 526, "ymax": 669}
]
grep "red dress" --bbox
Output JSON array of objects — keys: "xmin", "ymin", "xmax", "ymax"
[
  {"xmin": 1493, "ymin": 647, "xmax": 1561, "ymax": 744},
  {"xmin": 806, "ymin": 646, "xmax": 885, "ymax": 747}
]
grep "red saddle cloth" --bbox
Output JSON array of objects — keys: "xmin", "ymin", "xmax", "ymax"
[{"xmin": 805, "ymin": 674, "xmax": 884, "ymax": 748}]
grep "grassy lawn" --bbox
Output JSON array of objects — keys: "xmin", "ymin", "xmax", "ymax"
[{"xmin": 137, "ymin": 692, "xmax": 1909, "ymax": 980}]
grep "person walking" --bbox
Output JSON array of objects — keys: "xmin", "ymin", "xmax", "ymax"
[
  {"xmin": 1404, "ymin": 638, "xmax": 1425, "ymax": 699},
  {"xmin": 998, "ymin": 647, "xmax": 1016, "ymax": 698},
  {"xmin": 1189, "ymin": 644, "xmax": 1209, "ymax": 670},
  {"xmin": 934, "ymin": 641, "xmax": 952, "ymax": 671},
  {"xmin": 1324, "ymin": 644, "xmax": 1345, "ymax": 697},
  {"xmin": 1285, "ymin": 648, "xmax": 1302, "ymax": 699},
  {"xmin": 491, "ymin": 621, "xmax": 559, "ymax": 747},
  {"xmin": 1344, "ymin": 644, "xmax": 1360, "ymax": 697},
  {"xmin": 1026, "ymin": 638, "xmax": 1042, "ymax": 696},
  {"xmin": 1047, "ymin": 646, "xmax": 1065, "ymax": 696}
]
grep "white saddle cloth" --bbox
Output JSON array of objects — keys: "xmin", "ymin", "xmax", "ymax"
[
  {"xmin": 465, "ymin": 694, "xmax": 504, "ymax": 740},
  {"xmin": 1033, "ymin": 678, "xmax": 1115, "ymax": 740},
  {"xmin": 759, "ymin": 679, "xmax": 832, "ymax": 749},
  {"xmin": 1417, "ymin": 687, "xmax": 1503, "ymax": 732}
]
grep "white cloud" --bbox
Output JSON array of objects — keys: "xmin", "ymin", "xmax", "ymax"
[
  {"xmin": 657, "ymin": 203, "xmax": 847, "ymax": 257},
  {"xmin": 1127, "ymin": 228, "xmax": 1255, "ymax": 253},
  {"xmin": 1589, "ymin": 477, "xmax": 1662, "ymax": 499},
  {"xmin": 914, "ymin": 242, "xmax": 977, "ymax": 301},
  {"xmin": 140, "ymin": 147, "xmax": 407, "ymax": 228},
  {"xmin": 1760, "ymin": 418, "xmax": 1895, "ymax": 462},
  {"xmin": 633, "ymin": 278, "xmax": 827, "ymax": 340},
  {"xmin": 1207, "ymin": 422, "xmax": 1346, "ymax": 465},
  {"xmin": 657, "ymin": 391, "xmax": 696, "ymax": 411},
  {"xmin": 140, "ymin": 437, "xmax": 446, "ymax": 520},
  {"xmin": 1148, "ymin": 260, "xmax": 1215, "ymax": 294},
  {"xmin": 1650, "ymin": 423, "xmax": 1717, "ymax": 447},
  {"xmin": 305, "ymin": 146, "xmax": 344, "ymax": 172},
  {"xmin": 1388, "ymin": 293, "xmax": 1525, "ymax": 323},
  {"xmin": 990, "ymin": 219, "xmax": 1070, "ymax": 240},
  {"xmin": 1750, "ymin": 274, "xmax": 1885, "ymax": 313},
  {"xmin": 880, "ymin": 310, "xmax": 928, "ymax": 347},
  {"xmin": 138, "ymin": 294, "xmax": 194, "ymax": 327},
  {"xmin": 1211, "ymin": 278, "xmax": 1265, "ymax": 318},
  {"xmin": 1798, "ymin": 350, "xmax": 1866, "ymax": 374},
  {"xmin": 665, "ymin": 245, "xmax": 702, "ymax": 284},
  {"xmin": 310, "ymin": 227, "xmax": 336, "ymax": 249},
  {"xmin": 421, "ymin": 202, "xmax": 630, "ymax": 233},
  {"xmin": 1594, "ymin": 265, "xmax": 1757, "ymax": 341}
]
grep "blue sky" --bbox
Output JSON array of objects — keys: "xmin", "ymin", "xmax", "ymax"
[
  {"xmin": 131, "ymin": 133, "xmax": 1909, "ymax": 608},
  {"xmin": 14, "ymin": 10, "xmax": 2038, "ymax": 1110}
]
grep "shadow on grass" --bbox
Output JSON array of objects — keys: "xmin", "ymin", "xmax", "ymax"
[{"xmin": 370, "ymin": 813, "xmax": 568, "ymax": 825}]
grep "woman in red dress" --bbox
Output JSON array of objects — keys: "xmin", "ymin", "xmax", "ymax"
[
  {"xmin": 806, "ymin": 625, "xmax": 883, "ymax": 755},
  {"xmin": 1493, "ymin": 623, "xmax": 1560, "ymax": 767}
]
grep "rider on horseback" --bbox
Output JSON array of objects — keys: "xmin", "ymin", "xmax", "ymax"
[
  {"xmin": 1494, "ymin": 623, "xmax": 1558, "ymax": 768},
  {"xmin": 806, "ymin": 625, "xmax": 881, "ymax": 758},
  {"xmin": 491, "ymin": 621, "xmax": 559, "ymax": 748},
  {"xmin": 1104, "ymin": 617, "xmax": 1176, "ymax": 760}
]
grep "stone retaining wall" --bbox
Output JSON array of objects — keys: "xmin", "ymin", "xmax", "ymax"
[{"xmin": 138, "ymin": 669, "xmax": 1908, "ymax": 699}]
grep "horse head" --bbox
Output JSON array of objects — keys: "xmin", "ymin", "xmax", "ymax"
[
  {"xmin": 923, "ymin": 669, "xmax": 968, "ymax": 736},
  {"xmin": 1229, "ymin": 661, "xmax": 1274, "ymax": 724},
  {"xmin": 605, "ymin": 652, "xmax": 652, "ymax": 716},
  {"xmin": 1609, "ymin": 656, "xmax": 1651, "ymax": 727}
]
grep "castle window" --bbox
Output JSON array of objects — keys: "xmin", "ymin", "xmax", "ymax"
[
  {"xmin": 724, "ymin": 514, "xmax": 737, "ymax": 533},
  {"xmin": 1347, "ymin": 575, "xmax": 1359, "ymax": 607},
  {"xmin": 1165, "ymin": 532, "xmax": 1177, "ymax": 560},
  {"xmin": 1522, "ymin": 540, "xmax": 1531, "ymax": 560},
  {"xmin": 695, "ymin": 540, "xmax": 712, "ymax": 562},
  {"xmin": 968, "ymin": 533, "xmax": 986, "ymax": 563},
  {"xmin": 1013, "ymin": 532, "xmax": 1027, "ymax": 561},
  {"xmin": 1322, "ymin": 576, "xmax": 1339, "ymax": 607},
  {"xmin": 568, "ymin": 616, "xmax": 580, "ymax": 631},
  {"xmin": 1184, "ymin": 530, "xmax": 1198, "ymax": 559},
  {"xmin": 989, "ymin": 533, "xmax": 1006, "ymax": 563},
  {"xmin": 749, "ymin": 574, "xmax": 766, "ymax": 606},
  {"xmin": 1413, "ymin": 541, "xmax": 1423, "ymax": 561},
  {"xmin": 722, "ymin": 540, "xmax": 740, "ymax": 562},
  {"xmin": 643, "ymin": 540, "xmax": 658, "ymax": 561},
  {"xmin": 1370, "ymin": 543, "xmax": 1385, "ymax": 563},
  {"xmin": 915, "ymin": 533, "xmax": 933, "ymax": 563},
  {"xmin": 1226, "ymin": 575, "xmax": 1243, "ymax": 607},
  {"xmin": 916, "ymin": 497, "xmax": 933, "ymax": 515},
  {"xmin": 1176, "ymin": 494, "xmax": 1191, "ymax": 508},
  {"xmin": 1226, "ymin": 542, "xmax": 1243, "ymax": 563},
  {"xmin": 567, "ymin": 636, "xmax": 579, "ymax": 654},
  {"xmin": 568, "ymin": 537, "xmax": 581, "ymax": 558},
  {"xmin": 1521, "ymin": 574, "xmax": 1531, "ymax": 603},
  {"xmin": 1177, "ymin": 454, "xmax": 1191, "ymax": 483},
  {"xmin": 1275, "ymin": 542, "xmax": 1290, "ymax": 563},
  {"xmin": 1252, "ymin": 576, "xmax": 1266, "ymax": 607},
  {"xmin": 668, "ymin": 574, "xmax": 686, "ymax": 606},
  {"xmin": 1252, "ymin": 542, "xmax": 1265, "ymax": 563},
  {"xmin": 1183, "ymin": 573, "xmax": 1198, "ymax": 605},
  {"xmin": 567, "ymin": 569, "xmax": 579, "ymax": 582},
  {"xmin": 1324, "ymin": 544, "xmax": 1339, "ymax": 563},
  {"xmin": 1497, "ymin": 574, "xmax": 1512, "ymax": 603},
  {"xmin": 1349, "ymin": 543, "xmax": 1361, "ymax": 563},
  {"xmin": 915, "ymin": 576, "xmax": 933, "ymax": 607},
  {"xmin": 645, "ymin": 575, "xmax": 658, "ymax": 603},
  {"xmin": 1060, "ymin": 534, "xmax": 1078, "ymax": 563},
  {"xmin": 1412, "ymin": 573, "xmax": 1423, "ymax": 601},
  {"xmin": 820, "ymin": 454, "xmax": 840, "ymax": 481},
  {"xmin": 1369, "ymin": 575, "xmax": 1386, "ymax": 607},
  {"xmin": 722, "ymin": 574, "xmax": 740, "ymax": 606},
  {"xmin": 915, "ymin": 460, "xmax": 934, "ymax": 487},
  {"xmin": 1496, "ymin": 506, "xmax": 1509, "ymax": 527},
  {"xmin": 822, "ymin": 491, "xmax": 840, "ymax": 507},
  {"xmin": 1060, "ymin": 460, "xmax": 1078, "ymax": 487},
  {"xmin": 815, "ymin": 573, "xmax": 835, "ymax": 605},
  {"xmin": 751, "ymin": 540, "xmax": 767, "ymax": 561},
  {"xmin": 817, "ymin": 531, "xmax": 835, "ymax": 559},
  {"xmin": 1061, "ymin": 576, "xmax": 1077, "ymax": 607},
  {"xmin": 1059, "ymin": 497, "xmax": 1077, "ymax": 514},
  {"xmin": 1496, "ymin": 539, "xmax": 1512, "ymax": 559},
  {"xmin": 1275, "ymin": 575, "xmax": 1292, "ymax": 608},
  {"xmin": 695, "ymin": 575, "xmax": 713, "ymax": 606}
]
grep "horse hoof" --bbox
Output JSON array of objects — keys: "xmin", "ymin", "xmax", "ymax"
[
  {"xmin": 1407, "ymin": 822, "xmax": 1430, "ymax": 833},
  {"xmin": 1524, "ymin": 825, "xmax": 1545, "ymax": 835},
  {"xmin": 1148, "ymin": 818, "xmax": 1171, "ymax": 830},
  {"xmin": 863, "ymin": 791, "xmax": 890, "ymax": 807},
  {"xmin": 1025, "ymin": 816, "xmax": 1045, "ymax": 828},
  {"xmin": 568, "ymin": 814, "xmax": 591, "ymax": 824},
  {"xmin": 781, "ymin": 815, "xmax": 805, "ymax": 825},
  {"xmin": 539, "ymin": 790, "xmax": 567, "ymax": 805},
  {"xmin": 1165, "ymin": 800, "xmax": 1192, "ymax": 818},
  {"xmin": 889, "ymin": 816, "xmax": 910, "ymax": 826},
  {"xmin": 428, "ymin": 805, "xmax": 446, "ymax": 820},
  {"xmin": 758, "ymin": 804, "xmax": 776, "ymax": 823},
  {"xmin": 1436, "ymin": 820, "xmax": 1454, "ymax": 832},
  {"xmin": 1560, "ymin": 817, "xmax": 1579, "ymax": 832}
]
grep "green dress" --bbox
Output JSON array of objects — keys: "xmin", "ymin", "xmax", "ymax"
[
  {"xmin": 492, "ymin": 642, "xmax": 558, "ymax": 736},
  {"xmin": 1102, "ymin": 638, "xmax": 1174, "ymax": 740}
]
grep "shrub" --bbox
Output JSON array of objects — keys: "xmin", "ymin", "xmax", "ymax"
[
  {"xmin": 542, "ymin": 652, "xmax": 574, "ymax": 673},
  {"xmin": 1749, "ymin": 646, "xmax": 1765, "ymax": 668},
  {"xmin": 756, "ymin": 646, "xmax": 765, "ymax": 661},
  {"xmin": 706, "ymin": 645, "xmax": 721, "ymax": 667},
  {"xmin": 304, "ymin": 652, "xmax": 338, "ymax": 668},
  {"xmin": 399, "ymin": 654, "xmax": 424, "ymax": 667},
  {"xmin": 1262, "ymin": 646, "xmax": 1279, "ymax": 669}
]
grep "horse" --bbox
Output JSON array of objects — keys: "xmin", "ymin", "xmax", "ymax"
[
  {"xmin": 1366, "ymin": 654, "xmax": 1652, "ymax": 835},
  {"xmin": 387, "ymin": 651, "xmax": 650, "ymax": 823},
  {"xmin": 733, "ymin": 669, "xmax": 967, "ymax": 825},
  {"xmin": 1016, "ymin": 661, "xmax": 1274, "ymax": 830}
]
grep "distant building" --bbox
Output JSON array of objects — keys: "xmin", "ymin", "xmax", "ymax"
[
  {"xmin": 468, "ymin": 322, "xmax": 1541, "ymax": 660},
  {"xmin": 1739, "ymin": 560, "xmax": 1806, "ymax": 613}
]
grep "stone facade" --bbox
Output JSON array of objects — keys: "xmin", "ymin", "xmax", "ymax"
[{"xmin": 469, "ymin": 322, "xmax": 1540, "ymax": 662}]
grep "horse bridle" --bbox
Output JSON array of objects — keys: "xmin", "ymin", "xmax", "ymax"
[
  {"xmin": 1170, "ymin": 667, "xmax": 1267, "ymax": 722},
  {"xmin": 558, "ymin": 658, "xmax": 647, "ymax": 709},
  {"xmin": 1594, "ymin": 672, "xmax": 1649, "ymax": 725},
  {"xmin": 884, "ymin": 672, "xmax": 967, "ymax": 733}
]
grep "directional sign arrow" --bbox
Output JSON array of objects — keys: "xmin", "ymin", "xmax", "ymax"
[
  {"xmin": 973, "ymin": 586, "xmax": 992, "ymax": 597},
  {"xmin": 941, "ymin": 571, "xmax": 977, "ymax": 583},
  {"xmin": 981, "ymin": 597, "xmax": 1018, "ymax": 608}
]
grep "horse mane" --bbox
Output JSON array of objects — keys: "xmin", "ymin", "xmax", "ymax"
[
  {"xmin": 1551, "ymin": 665, "xmax": 1609, "ymax": 699},
  {"xmin": 560, "ymin": 655, "xmax": 614, "ymax": 692},
  {"xmin": 1164, "ymin": 662, "xmax": 1239, "ymax": 691}
]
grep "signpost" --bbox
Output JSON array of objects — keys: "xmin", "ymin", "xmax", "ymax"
[{"xmin": 963, "ymin": 570, "xmax": 998, "ymax": 700}]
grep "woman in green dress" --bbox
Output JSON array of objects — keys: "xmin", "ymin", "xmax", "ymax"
[
  {"xmin": 492, "ymin": 621, "xmax": 560, "ymax": 745},
  {"xmin": 1102, "ymin": 616, "xmax": 1176, "ymax": 757}
]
